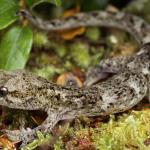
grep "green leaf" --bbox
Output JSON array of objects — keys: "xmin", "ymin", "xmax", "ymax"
[
  {"xmin": 26, "ymin": 0, "xmax": 61, "ymax": 8},
  {"xmin": 0, "ymin": 26, "xmax": 33, "ymax": 70},
  {"xmin": 0, "ymin": 0, "xmax": 19, "ymax": 30}
]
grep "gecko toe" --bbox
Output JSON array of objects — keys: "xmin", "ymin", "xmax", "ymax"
[{"xmin": 5, "ymin": 129, "xmax": 21, "ymax": 142}]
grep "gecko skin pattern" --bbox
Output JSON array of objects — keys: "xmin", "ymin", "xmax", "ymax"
[{"xmin": 0, "ymin": 10, "xmax": 150, "ymax": 145}]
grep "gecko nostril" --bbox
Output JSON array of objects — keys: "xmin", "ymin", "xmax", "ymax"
[{"xmin": 0, "ymin": 86, "xmax": 8, "ymax": 97}]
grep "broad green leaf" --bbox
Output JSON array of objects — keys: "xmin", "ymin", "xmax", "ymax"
[
  {"xmin": 26, "ymin": 0, "xmax": 61, "ymax": 8},
  {"xmin": 0, "ymin": 26, "xmax": 33, "ymax": 70},
  {"xmin": 0, "ymin": 0, "xmax": 19, "ymax": 30}
]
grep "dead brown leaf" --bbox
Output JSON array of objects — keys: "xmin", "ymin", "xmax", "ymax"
[
  {"xmin": 59, "ymin": 27, "xmax": 85, "ymax": 40},
  {"xmin": 58, "ymin": 5, "xmax": 85, "ymax": 40},
  {"xmin": 0, "ymin": 136, "xmax": 16, "ymax": 150},
  {"xmin": 63, "ymin": 5, "xmax": 80, "ymax": 17},
  {"xmin": 56, "ymin": 72, "xmax": 83, "ymax": 87}
]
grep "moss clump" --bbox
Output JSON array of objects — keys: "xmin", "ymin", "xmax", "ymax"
[
  {"xmin": 85, "ymin": 27, "xmax": 100, "ymax": 41},
  {"xmin": 62, "ymin": 110, "xmax": 150, "ymax": 150},
  {"xmin": 34, "ymin": 65, "xmax": 63, "ymax": 80},
  {"xmin": 69, "ymin": 42, "xmax": 91, "ymax": 68},
  {"xmin": 54, "ymin": 137, "xmax": 64, "ymax": 150},
  {"xmin": 33, "ymin": 32, "xmax": 49, "ymax": 48},
  {"xmin": 92, "ymin": 110, "xmax": 150, "ymax": 150}
]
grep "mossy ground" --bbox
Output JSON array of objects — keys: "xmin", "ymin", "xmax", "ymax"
[{"xmin": 22, "ymin": 109, "xmax": 150, "ymax": 150}]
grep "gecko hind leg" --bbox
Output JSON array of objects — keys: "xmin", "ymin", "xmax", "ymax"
[{"xmin": 5, "ymin": 108, "xmax": 69, "ymax": 147}]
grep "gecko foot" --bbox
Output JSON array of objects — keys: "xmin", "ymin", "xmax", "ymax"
[
  {"xmin": 5, "ymin": 128, "xmax": 36, "ymax": 146},
  {"xmin": 5, "ymin": 129, "xmax": 21, "ymax": 141},
  {"xmin": 85, "ymin": 66, "xmax": 119, "ymax": 86}
]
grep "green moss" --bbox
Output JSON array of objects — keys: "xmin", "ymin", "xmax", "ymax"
[
  {"xmin": 54, "ymin": 137, "xmax": 64, "ymax": 150},
  {"xmin": 33, "ymin": 31, "xmax": 49, "ymax": 48},
  {"xmin": 69, "ymin": 42, "xmax": 91, "ymax": 68},
  {"xmin": 61, "ymin": 110, "xmax": 150, "ymax": 150},
  {"xmin": 54, "ymin": 44, "xmax": 67, "ymax": 58},
  {"xmin": 34, "ymin": 65, "xmax": 63, "ymax": 80},
  {"xmin": 92, "ymin": 110, "xmax": 150, "ymax": 150},
  {"xmin": 85, "ymin": 27, "xmax": 100, "ymax": 41}
]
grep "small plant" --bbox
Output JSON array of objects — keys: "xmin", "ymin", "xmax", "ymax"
[{"xmin": 0, "ymin": 0, "xmax": 61, "ymax": 70}]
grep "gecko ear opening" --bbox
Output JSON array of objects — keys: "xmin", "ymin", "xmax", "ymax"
[{"xmin": 0, "ymin": 86, "xmax": 8, "ymax": 97}]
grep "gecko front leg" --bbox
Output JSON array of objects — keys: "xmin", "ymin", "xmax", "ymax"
[
  {"xmin": 6, "ymin": 108, "xmax": 69, "ymax": 146},
  {"xmin": 85, "ymin": 55, "xmax": 134, "ymax": 86}
]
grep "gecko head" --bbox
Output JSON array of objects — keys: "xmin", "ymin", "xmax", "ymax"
[
  {"xmin": 0, "ymin": 85, "xmax": 14, "ymax": 107},
  {"xmin": 0, "ymin": 70, "xmax": 38, "ymax": 109}
]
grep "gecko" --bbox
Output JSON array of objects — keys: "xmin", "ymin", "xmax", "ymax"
[{"xmin": 0, "ymin": 9, "xmax": 150, "ymax": 146}]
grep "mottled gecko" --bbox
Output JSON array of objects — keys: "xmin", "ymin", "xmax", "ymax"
[{"xmin": 0, "ymin": 10, "xmax": 150, "ymax": 146}]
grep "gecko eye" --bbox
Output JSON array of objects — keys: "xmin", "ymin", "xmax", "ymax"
[{"xmin": 0, "ymin": 86, "xmax": 8, "ymax": 97}]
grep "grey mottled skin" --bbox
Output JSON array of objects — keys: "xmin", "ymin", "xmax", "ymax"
[{"xmin": 0, "ymin": 10, "xmax": 150, "ymax": 145}]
